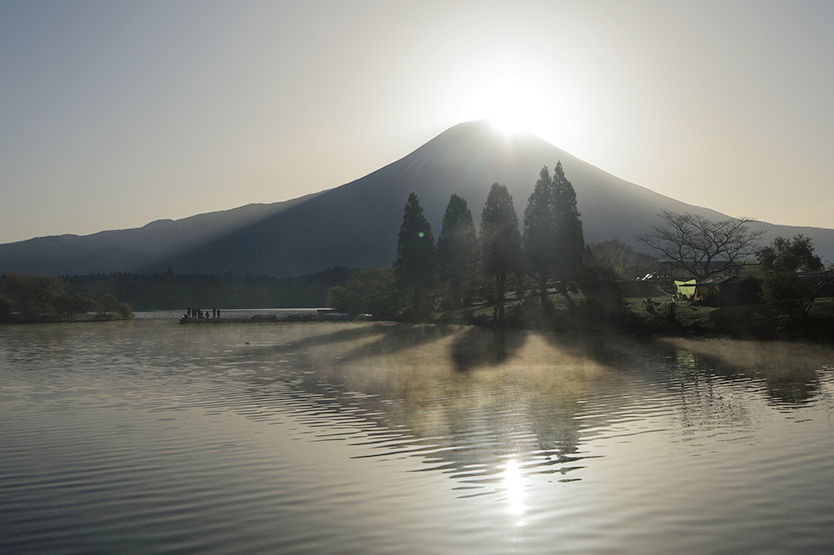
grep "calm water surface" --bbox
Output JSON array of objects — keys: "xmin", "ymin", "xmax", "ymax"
[{"xmin": 2, "ymin": 320, "xmax": 834, "ymax": 554}]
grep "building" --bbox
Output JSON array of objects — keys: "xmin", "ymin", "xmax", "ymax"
[
  {"xmin": 649, "ymin": 260, "xmax": 746, "ymax": 281},
  {"xmin": 692, "ymin": 275, "xmax": 763, "ymax": 306}
]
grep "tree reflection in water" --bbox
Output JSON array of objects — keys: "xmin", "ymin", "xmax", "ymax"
[{"xmin": 238, "ymin": 323, "xmax": 833, "ymax": 498}]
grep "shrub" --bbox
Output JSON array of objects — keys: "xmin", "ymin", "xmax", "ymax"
[{"xmin": 114, "ymin": 302, "xmax": 134, "ymax": 319}]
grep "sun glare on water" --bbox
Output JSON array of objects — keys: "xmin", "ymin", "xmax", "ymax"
[{"xmin": 503, "ymin": 457, "xmax": 527, "ymax": 516}]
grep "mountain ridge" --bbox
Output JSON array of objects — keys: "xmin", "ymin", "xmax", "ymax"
[{"xmin": 2, "ymin": 120, "xmax": 832, "ymax": 277}]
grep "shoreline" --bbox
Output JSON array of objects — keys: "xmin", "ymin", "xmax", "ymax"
[
  {"xmin": 5, "ymin": 298, "xmax": 832, "ymax": 346},
  {"xmin": 406, "ymin": 292, "xmax": 834, "ymax": 346},
  {"xmin": 0, "ymin": 314, "xmax": 134, "ymax": 325}
]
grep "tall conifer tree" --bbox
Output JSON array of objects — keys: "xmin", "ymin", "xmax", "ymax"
[
  {"xmin": 436, "ymin": 194, "xmax": 477, "ymax": 309},
  {"xmin": 523, "ymin": 166, "xmax": 557, "ymax": 306},
  {"xmin": 552, "ymin": 161, "xmax": 585, "ymax": 293},
  {"xmin": 393, "ymin": 192, "xmax": 435, "ymax": 309},
  {"xmin": 523, "ymin": 162, "xmax": 585, "ymax": 306},
  {"xmin": 480, "ymin": 183, "xmax": 521, "ymax": 303}
]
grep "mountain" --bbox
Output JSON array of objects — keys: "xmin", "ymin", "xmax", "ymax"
[
  {"xmin": 0, "ymin": 193, "xmax": 320, "ymax": 276},
  {"xmin": 2, "ymin": 120, "xmax": 833, "ymax": 277}
]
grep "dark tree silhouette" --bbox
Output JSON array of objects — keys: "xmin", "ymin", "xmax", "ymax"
[
  {"xmin": 636, "ymin": 210, "xmax": 763, "ymax": 280},
  {"xmin": 585, "ymin": 239, "xmax": 656, "ymax": 306},
  {"xmin": 758, "ymin": 235, "xmax": 823, "ymax": 274},
  {"xmin": 53, "ymin": 293, "xmax": 95, "ymax": 322},
  {"xmin": 1, "ymin": 271, "xmax": 66, "ymax": 319},
  {"xmin": 480, "ymin": 183, "xmax": 521, "ymax": 304},
  {"xmin": 327, "ymin": 268, "xmax": 397, "ymax": 316},
  {"xmin": 523, "ymin": 166, "xmax": 556, "ymax": 307},
  {"xmin": 585, "ymin": 239, "xmax": 655, "ymax": 280},
  {"xmin": 757, "ymin": 235, "xmax": 833, "ymax": 324},
  {"xmin": 96, "ymin": 293, "xmax": 119, "ymax": 314},
  {"xmin": 523, "ymin": 162, "xmax": 585, "ymax": 307},
  {"xmin": 0, "ymin": 295, "xmax": 12, "ymax": 322},
  {"xmin": 551, "ymin": 162, "xmax": 585, "ymax": 293},
  {"xmin": 393, "ymin": 192, "xmax": 436, "ymax": 309},
  {"xmin": 437, "ymin": 194, "xmax": 477, "ymax": 309}
]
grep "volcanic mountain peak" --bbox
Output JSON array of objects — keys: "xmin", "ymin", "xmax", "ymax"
[{"xmin": 2, "ymin": 121, "xmax": 833, "ymax": 277}]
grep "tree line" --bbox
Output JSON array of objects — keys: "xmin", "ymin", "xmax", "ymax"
[
  {"xmin": 0, "ymin": 267, "xmax": 358, "ymax": 321},
  {"xmin": 330, "ymin": 162, "xmax": 591, "ymax": 319},
  {"xmin": 0, "ymin": 271, "xmax": 133, "ymax": 322},
  {"xmin": 330, "ymin": 163, "xmax": 833, "ymax": 332}
]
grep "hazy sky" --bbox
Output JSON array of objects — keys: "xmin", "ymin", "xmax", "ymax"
[{"xmin": 2, "ymin": 0, "xmax": 833, "ymax": 244}]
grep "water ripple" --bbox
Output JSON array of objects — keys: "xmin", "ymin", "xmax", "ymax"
[{"xmin": 3, "ymin": 322, "xmax": 834, "ymax": 554}]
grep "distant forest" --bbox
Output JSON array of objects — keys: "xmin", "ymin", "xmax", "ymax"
[{"xmin": 63, "ymin": 267, "xmax": 355, "ymax": 311}]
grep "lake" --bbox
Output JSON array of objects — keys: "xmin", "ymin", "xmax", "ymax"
[{"xmin": 2, "ymin": 319, "xmax": 833, "ymax": 554}]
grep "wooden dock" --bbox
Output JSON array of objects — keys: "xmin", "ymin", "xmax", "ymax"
[{"xmin": 179, "ymin": 312, "xmax": 342, "ymax": 324}]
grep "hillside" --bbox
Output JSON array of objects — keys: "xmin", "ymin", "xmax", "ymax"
[{"xmin": 2, "ymin": 121, "xmax": 833, "ymax": 277}]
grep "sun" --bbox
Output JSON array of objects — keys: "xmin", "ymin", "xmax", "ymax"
[
  {"xmin": 471, "ymin": 68, "xmax": 546, "ymax": 136},
  {"xmin": 486, "ymin": 102, "xmax": 539, "ymax": 136},
  {"xmin": 439, "ymin": 54, "xmax": 587, "ymax": 148},
  {"xmin": 443, "ymin": 56, "xmax": 552, "ymax": 136}
]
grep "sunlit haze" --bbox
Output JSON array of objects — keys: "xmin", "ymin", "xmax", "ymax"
[{"xmin": 1, "ymin": 0, "xmax": 833, "ymax": 244}]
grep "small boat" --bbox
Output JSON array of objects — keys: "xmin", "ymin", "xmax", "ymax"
[{"xmin": 317, "ymin": 309, "xmax": 350, "ymax": 321}]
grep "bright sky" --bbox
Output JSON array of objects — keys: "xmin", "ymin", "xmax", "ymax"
[{"xmin": 2, "ymin": 0, "xmax": 833, "ymax": 244}]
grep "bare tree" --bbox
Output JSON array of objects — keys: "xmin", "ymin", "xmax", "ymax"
[
  {"xmin": 586, "ymin": 239, "xmax": 656, "ymax": 280},
  {"xmin": 636, "ymin": 210, "xmax": 764, "ymax": 280},
  {"xmin": 585, "ymin": 239, "xmax": 657, "ymax": 306}
]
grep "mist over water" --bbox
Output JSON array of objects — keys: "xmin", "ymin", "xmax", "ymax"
[{"xmin": 2, "ymin": 321, "xmax": 833, "ymax": 554}]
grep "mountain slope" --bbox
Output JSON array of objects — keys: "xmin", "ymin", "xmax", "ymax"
[
  {"xmin": 0, "ymin": 193, "xmax": 320, "ymax": 275},
  {"xmin": 2, "ymin": 120, "xmax": 833, "ymax": 277}
]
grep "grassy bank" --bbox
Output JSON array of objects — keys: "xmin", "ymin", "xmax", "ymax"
[
  {"xmin": 419, "ymin": 284, "xmax": 834, "ymax": 344},
  {"xmin": 1, "ymin": 312, "xmax": 135, "ymax": 325}
]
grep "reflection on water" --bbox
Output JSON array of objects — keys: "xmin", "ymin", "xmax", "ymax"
[
  {"xmin": 260, "ymin": 324, "xmax": 602, "ymax": 488},
  {"xmin": 1, "ymin": 321, "xmax": 834, "ymax": 554},
  {"xmin": 502, "ymin": 457, "xmax": 526, "ymax": 515}
]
